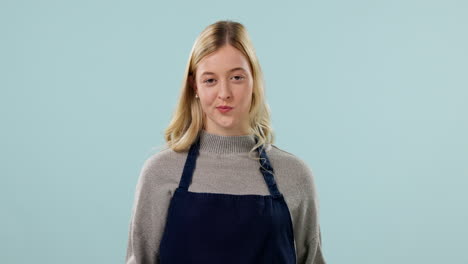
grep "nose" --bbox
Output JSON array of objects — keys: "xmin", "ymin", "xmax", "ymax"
[{"xmin": 218, "ymin": 80, "xmax": 232, "ymax": 100}]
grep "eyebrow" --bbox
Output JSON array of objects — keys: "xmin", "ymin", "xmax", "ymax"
[{"xmin": 200, "ymin": 67, "xmax": 247, "ymax": 76}]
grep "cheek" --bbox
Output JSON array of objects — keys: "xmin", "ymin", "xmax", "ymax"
[
  {"xmin": 238, "ymin": 88, "xmax": 253, "ymax": 106},
  {"xmin": 200, "ymin": 93, "xmax": 217, "ymax": 107}
]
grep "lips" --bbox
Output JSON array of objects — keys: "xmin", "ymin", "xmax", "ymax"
[{"xmin": 216, "ymin": 106, "xmax": 233, "ymax": 113}]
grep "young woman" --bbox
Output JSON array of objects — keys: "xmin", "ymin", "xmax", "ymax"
[{"xmin": 125, "ymin": 20, "xmax": 326, "ymax": 264}]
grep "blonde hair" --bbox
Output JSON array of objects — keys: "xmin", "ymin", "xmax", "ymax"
[{"xmin": 162, "ymin": 19, "xmax": 275, "ymax": 160}]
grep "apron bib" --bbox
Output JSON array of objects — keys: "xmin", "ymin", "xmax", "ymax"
[{"xmin": 158, "ymin": 134, "xmax": 297, "ymax": 264}]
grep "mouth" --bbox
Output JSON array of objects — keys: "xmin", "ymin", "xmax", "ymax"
[
  {"xmin": 216, "ymin": 106, "xmax": 233, "ymax": 113},
  {"xmin": 216, "ymin": 106, "xmax": 233, "ymax": 110}
]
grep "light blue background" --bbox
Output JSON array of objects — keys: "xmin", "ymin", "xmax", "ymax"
[{"xmin": 1, "ymin": 0, "xmax": 467, "ymax": 263}]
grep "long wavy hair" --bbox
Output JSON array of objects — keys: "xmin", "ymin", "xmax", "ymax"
[{"xmin": 161, "ymin": 20, "xmax": 275, "ymax": 160}]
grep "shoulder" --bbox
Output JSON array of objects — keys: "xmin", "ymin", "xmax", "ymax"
[
  {"xmin": 136, "ymin": 145, "xmax": 188, "ymax": 185},
  {"xmin": 267, "ymin": 143, "xmax": 312, "ymax": 173},
  {"xmin": 266, "ymin": 143, "xmax": 318, "ymax": 195},
  {"xmin": 141, "ymin": 147, "xmax": 182, "ymax": 170}
]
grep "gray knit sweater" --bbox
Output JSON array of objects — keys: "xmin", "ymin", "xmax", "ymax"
[{"xmin": 125, "ymin": 130, "xmax": 326, "ymax": 264}]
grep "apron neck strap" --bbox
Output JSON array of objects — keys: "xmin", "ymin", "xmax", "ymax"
[{"xmin": 178, "ymin": 133, "xmax": 282, "ymax": 196}]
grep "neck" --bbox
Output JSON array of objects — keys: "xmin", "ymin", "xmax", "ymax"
[{"xmin": 198, "ymin": 129, "xmax": 256, "ymax": 154}]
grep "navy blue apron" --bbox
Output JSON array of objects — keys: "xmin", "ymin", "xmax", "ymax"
[{"xmin": 158, "ymin": 133, "xmax": 297, "ymax": 264}]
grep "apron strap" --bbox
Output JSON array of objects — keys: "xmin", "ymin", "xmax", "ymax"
[
  {"xmin": 179, "ymin": 134, "xmax": 201, "ymax": 191},
  {"xmin": 255, "ymin": 135, "xmax": 282, "ymax": 196}
]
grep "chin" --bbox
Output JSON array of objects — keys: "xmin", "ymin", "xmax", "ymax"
[
  {"xmin": 214, "ymin": 119, "xmax": 236, "ymax": 128},
  {"xmin": 217, "ymin": 123, "xmax": 235, "ymax": 129}
]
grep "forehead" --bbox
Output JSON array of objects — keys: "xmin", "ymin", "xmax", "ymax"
[{"xmin": 196, "ymin": 45, "xmax": 250, "ymax": 75}]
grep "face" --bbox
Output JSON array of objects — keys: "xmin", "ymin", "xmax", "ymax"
[{"xmin": 191, "ymin": 44, "xmax": 253, "ymax": 136}]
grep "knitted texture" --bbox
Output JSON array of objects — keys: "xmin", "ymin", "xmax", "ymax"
[{"xmin": 125, "ymin": 130, "xmax": 326, "ymax": 264}]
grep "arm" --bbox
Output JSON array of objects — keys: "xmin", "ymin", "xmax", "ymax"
[
  {"xmin": 125, "ymin": 153, "xmax": 174, "ymax": 264},
  {"xmin": 293, "ymin": 160, "xmax": 327, "ymax": 264}
]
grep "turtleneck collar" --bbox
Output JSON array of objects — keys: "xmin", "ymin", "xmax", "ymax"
[{"xmin": 198, "ymin": 129, "xmax": 257, "ymax": 154}]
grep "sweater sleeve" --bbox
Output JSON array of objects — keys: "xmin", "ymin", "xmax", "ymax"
[
  {"xmin": 293, "ymin": 159, "xmax": 327, "ymax": 264},
  {"xmin": 125, "ymin": 154, "xmax": 173, "ymax": 264}
]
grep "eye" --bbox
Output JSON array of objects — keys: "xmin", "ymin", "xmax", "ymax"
[
  {"xmin": 203, "ymin": 78, "xmax": 216, "ymax": 84},
  {"xmin": 232, "ymin": 75, "xmax": 245, "ymax": 81}
]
